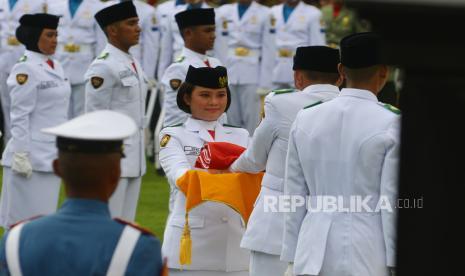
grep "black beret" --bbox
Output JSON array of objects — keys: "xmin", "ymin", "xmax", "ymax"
[
  {"xmin": 95, "ymin": 1, "xmax": 138, "ymax": 30},
  {"xmin": 293, "ymin": 46, "xmax": 340, "ymax": 73},
  {"xmin": 340, "ymin": 32, "xmax": 383, "ymax": 69},
  {"xmin": 19, "ymin": 13, "xmax": 59, "ymax": 29},
  {"xmin": 175, "ymin": 8, "xmax": 215, "ymax": 31},
  {"xmin": 177, "ymin": 66, "xmax": 231, "ymax": 114},
  {"xmin": 57, "ymin": 137, "xmax": 124, "ymax": 155}
]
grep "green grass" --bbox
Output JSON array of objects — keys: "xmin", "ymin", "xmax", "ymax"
[{"xmin": 0, "ymin": 161, "xmax": 170, "ymax": 240}]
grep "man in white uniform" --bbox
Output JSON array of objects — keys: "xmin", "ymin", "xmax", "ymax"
[
  {"xmin": 85, "ymin": 1, "xmax": 147, "ymax": 221},
  {"xmin": 229, "ymin": 46, "xmax": 341, "ymax": 276},
  {"xmin": 270, "ymin": 0, "xmax": 326, "ymax": 89},
  {"xmin": 281, "ymin": 32, "xmax": 399, "ymax": 276},
  {"xmin": 0, "ymin": 0, "xmax": 46, "ymax": 144},
  {"xmin": 214, "ymin": 0, "xmax": 274, "ymax": 134},
  {"xmin": 46, "ymin": 0, "xmax": 115, "ymax": 119}
]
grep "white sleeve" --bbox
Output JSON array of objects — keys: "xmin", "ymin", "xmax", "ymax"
[
  {"xmin": 159, "ymin": 129, "xmax": 190, "ymax": 190},
  {"xmin": 84, "ymin": 62, "xmax": 115, "ymax": 112}
]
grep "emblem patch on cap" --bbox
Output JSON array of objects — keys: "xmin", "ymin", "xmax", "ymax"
[
  {"xmin": 91, "ymin": 77, "xmax": 104, "ymax": 89},
  {"xmin": 170, "ymin": 79, "xmax": 181, "ymax": 90},
  {"xmin": 218, "ymin": 76, "xmax": 228, "ymax": 88},
  {"xmin": 16, "ymin": 74, "xmax": 28, "ymax": 85},
  {"xmin": 160, "ymin": 134, "xmax": 171, "ymax": 147}
]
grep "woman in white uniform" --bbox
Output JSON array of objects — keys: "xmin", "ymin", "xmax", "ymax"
[
  {"xmin": 159, "ymin": 65, "xmax": 250, "ymax": 276},
  {"xmin": 0, "ymin": 13, "xmax": 71, "ymax": 228}
]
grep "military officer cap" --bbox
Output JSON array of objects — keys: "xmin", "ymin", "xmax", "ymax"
[
  {"xmin": 41, "ymin": 110, "xmax": 137, "ymax": 155},
  {"xmin": 175, "ymin": 8, "xmax": 215, "ymax": 31},
  {"xmin": 95, "ymin": 1, "xmax": 138, "ymax": 30},
  {"xmin": 177, "ymin": 65, "xmax": 231, "ymax": 113},
  {"xmin": 340, "ymin": 32, "xmax": 383, "ymax": 69},
  {"xmin": 19, "ymin": 13, "xmax": 59, "ymax": 29},
  {"xmin": 293, "ymin": 46, "xmax": 340, "ymax": 73}
]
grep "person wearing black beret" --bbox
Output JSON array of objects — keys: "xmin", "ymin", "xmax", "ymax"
[
  {"xmin": 85, "ymin": 1, "xmax": 147, "ymax": 222},
  {"xmin": 159, "ymin": 65, "xmax": 251, "ymax": 275},
  {"xmin": 226, "ymin": 45, "xmax": 342, "ymax": 276},
  {"xmin": 282, "ymin": 32, "xmax": 400, "ymax": 276},
  {"xmin": 0, "ymin": 13, "xmax": 72, "ymax": 229}
]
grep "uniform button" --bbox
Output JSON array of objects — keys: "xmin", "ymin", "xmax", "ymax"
[{"xmin": 221, "ymin": 217, "xmax": 228, "ymax": 222}]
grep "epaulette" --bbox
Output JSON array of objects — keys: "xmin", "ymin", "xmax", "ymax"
[
  {"xmin": 175, "ymin": 56, "xmax": 185, "ymax": 63},
  {"xmin": 18, "ymin": 55, "xmax": 27, "ymax": 62},
  {"xmin": 303, "ymin": 100, "xmax": 323, "ymax": 109},
  {"xmin": 114, "ymin": 218, "xmax": 156, "ymax": 236},
  {"xmin": 9, "ymin": 215, "xmax": 42, "ymax": 229},
  {"xmin": 273, "ymin": 88, "xmax": 295, "ymax": 95},
  {"xmin": 379, "ymin": 103, "xmax": 401, "ymax": 115},
  {"xmin": 162, "ymin": 123, "xmax": 183, "ymax": 129},
  {"xmin": 223, "ymin": 123, "xmax": 241, "ymax": 128},
  {"xmin": 97, "ymin": 52, "xmax": 109, "ymax": 60}
]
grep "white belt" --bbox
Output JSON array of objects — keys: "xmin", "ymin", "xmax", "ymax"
[
  {"xmin": 58, "ymin": 43, "xmax": 93, "ymax": 54},
  {"xmin": 228, "ymin": 47, "xmax": 260, "ymax": 57}
]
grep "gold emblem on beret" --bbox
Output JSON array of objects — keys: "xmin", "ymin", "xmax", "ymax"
[
  {"xmin": 160, "ymin": 134, "xmax": 171, "ymax": 147},
  {"xmin": 91, "ymin": 77, "xmax": 104, "ymax": 89},
  {"xmin": 42, "ymin": 3, "xmax": 48, "ymax": 13},
  {"xmin": 16, "ymin": 74, "xmax": 28, "ymax": 85},
  {"xmin": 218, "ymin": 76, "xmax": 228, "ymax": 88},
  {"xmin": 170, "ymin": 79, "xmax": 182, "ymax": 90}
]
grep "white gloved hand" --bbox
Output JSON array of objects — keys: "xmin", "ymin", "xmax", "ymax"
[
  {"xmin": 284, "ymin": 263, "xmax": 294, "ymax": 276},
  {"xmin": 256, "ymin": 87, "xmax": 270, "ymax": 96},
  {"xmin": 148, "ymin": 78, "xmax": 158, "ymax": 89},
  {"xmin": 12, "ymin": 152, "xmax": 32, "ymax": 178}
]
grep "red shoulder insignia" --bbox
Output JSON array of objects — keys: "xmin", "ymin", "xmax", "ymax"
[
  {"xmin": 114, "ymin": 218, "xmax": 156, "ymax": 236},
  {"xmin": 9, "ymin": 215, "xmax": 43, "ymax": 229}
]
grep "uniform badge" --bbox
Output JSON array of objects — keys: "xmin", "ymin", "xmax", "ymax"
[
  {"xmin": 160, "ymin": 134, "xmax": 171, "ymax": 147},
  {"xmin": 222, "ymin": 20, "xmax": 228, "ymax": 30},
  {"xmin": 342, "ymin": 16, "xmax": 350, "ymax": 28},
  {"xmin": 91, "ymin": 77, "xmax": 104, "ymax": 89},
  {"xmin": 16, "ymin": 74, "xmax": 28, "ymax": 85},
  {"xmin": 218, "ymin": 76, "xmax": 228, "ymax": 88},
  {"xmin": 170, "ymin": 79, "xmax": 182, "ymax": 90},
  {"xmin": 270, "ymin": 16, "xmax": 276, "ymax": 27},
  {"xmin": 152, "ymin": 15, "xmax": 157, "ymax": 25},
  {"xmin": 250, "ymin": 16, "xmax": 257, "ymax": 24}
]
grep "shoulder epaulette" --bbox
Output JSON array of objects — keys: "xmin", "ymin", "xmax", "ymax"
[
  {"xmin": 303, "ymin": 100, "xmax": 323, "ymax": 109},
  {"xmin": 223, "ymin": 123, "xmax": 241, "ymax": 128},
  {"xmin": 162, "ymin": 123, "xmax": 183, "ymax": 129},
  {"xmin": 114, "ymin": 218, "xmax": 155, "ymax": 236},
  {"xmin": 97, "ymin": 52, "xmax": 109, "ymax": 60},
  {"xmin": 273, "ymin": 88, "xmax": 295, "ymax": 95},
  {"xmin": 175, "ymin": 56, "xmax": 185, "ymax": 63},
  {"xmin": 18, "ymin": 55, "xmax": 27, "ymax": 62},
  {"xmin": 379, "ymin": 103, "xmax": 401, "ymax": 115}
]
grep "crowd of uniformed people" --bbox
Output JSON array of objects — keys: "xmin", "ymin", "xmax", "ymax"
[{"xmin": 0, "ymin": 0, "xmax": 400, "ymax": 275}]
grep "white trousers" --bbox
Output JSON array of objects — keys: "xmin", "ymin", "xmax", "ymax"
[
  {"xmin": 227, "ymin": 84, "xmax": 261, "ymax": 135},
  {"xmin": 169, "ymin": 269, "xmax": 248, "ymax": 276},
  {"xmin": 109, "ymin": 177, "xmax": 142, "ymax": 221},
  {"xmin": 0, "ymin": 167, "xmax": 60, "ymax": 228},
  {"xmin": 68, "ymin": 83, "xmax": 85, "ymax": 119},
  {"xmin": 249, "ymin": 250, "xmax": 288, "ymax": 276}
]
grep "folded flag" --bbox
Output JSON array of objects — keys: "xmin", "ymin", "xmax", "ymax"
[
  {"xmin": 176, "ymin": 170, "xmax": 263, "ymax": 265},
  {"xmin": 195, "ymin": 142, "xmax": 246, "ymax": 170}
]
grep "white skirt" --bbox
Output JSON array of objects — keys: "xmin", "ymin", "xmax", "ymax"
[{"xmin": 0, "ymin": 167, "xmax": 60, "ymax": 228}]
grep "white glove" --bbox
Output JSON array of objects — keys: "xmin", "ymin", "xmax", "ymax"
[
  {"xmin": 256, "ymin": 87, "xmax": 270, "ymax": 96},
  {"xmin": 12, "ymin": 152, "xmax": 32, "ymax": 178},
  {"xmin": 284, "ymin": 263, "xmax": 294, "ymax": 276},
  {"xmin": 148, "ymin": 78, "xmax": 158, "ymax": 89}
]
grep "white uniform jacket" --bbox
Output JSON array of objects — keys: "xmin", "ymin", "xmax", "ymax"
[
  {"xmin": 159, "ymin": 117, "xmax": 250, "ymax": 271},
  {"xmin": 85, "ymin": 43, "xmax": 148, "ymax": 178},
  {"xmin": 281, "ymin": 88, "xmax": 400, "ymax": 276},
  {"xmin": 1, "ymin": 50, "xmax": 71, "ymax": 172},
  {"xmin": 47, "ymin": 0, "xmax": 115, "ymax": 85},
  {"xmin": 230, "ymin": 84, "xmax": 339, "ymax": 255},
  {"xmin": 157, "ymin": 1, "xmax": 211, "ymax": 80},
  {"xmin": 214, "ymin": 2, "xmax": 274, "ymax": 88},
  {"xmin": 129, "ymin": 0, "xmax": 160, "ymax": 80},
  {"xmin": 161, "ymin": 47, "xmax": 222, "ymax": 127},
  {"xmin": 270, "ymin": 1, "xmax": 325, "ymax": 85}
]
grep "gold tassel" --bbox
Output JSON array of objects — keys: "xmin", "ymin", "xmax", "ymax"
[{"xmin": 179, "ymin": 214, "xmax": 192, "ymax": 265}]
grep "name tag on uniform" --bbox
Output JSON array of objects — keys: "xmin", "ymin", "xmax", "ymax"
[
  {"xmin": 184, "ymin": 146, "xmax": 201, "ymax": 156},
  {"xmin": 37, "ymin": 80, "xmax": 58, "ymax": 90}
]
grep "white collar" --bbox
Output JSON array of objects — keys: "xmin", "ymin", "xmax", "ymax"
[
  {"xmin": 24, "ymin": 50, "xmax": 51, "ymax": 64},
  {"xmin": 105, "ymin": 43, "xmax": 134, "ymax": 62},
  {"xmin": 339, "ymin": 88, "xmax": 378, "ymax": 102},
  {"xmin": 302, "ymin": 84, "xmax": 340, "ymax": 95},
  {"xmin": 182, "ymin": 47, "xmax": 209, "ymax": 62}
]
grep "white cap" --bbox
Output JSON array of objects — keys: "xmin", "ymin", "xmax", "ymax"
[{"xmin": 42, "ymin": 110, "xmax": 137, "ymax": 140}]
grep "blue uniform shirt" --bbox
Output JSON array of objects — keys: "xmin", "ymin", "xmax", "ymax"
[{"xmin": 0, "ymin": 199, "xmax": 163, "ymax": 276}]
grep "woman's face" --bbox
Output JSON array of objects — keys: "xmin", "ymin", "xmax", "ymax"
[
  {"xmin": 184, "ymin": 86, "xmax": 228, "ymax": 121},
  {"xmin": 38, "ymin": 28, "xmax": 58, "ymax": 55}
]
